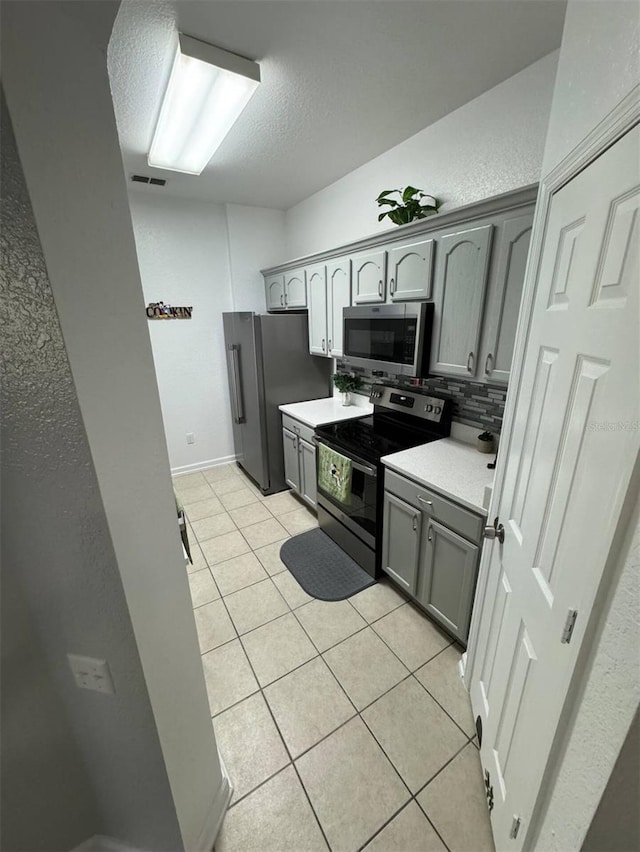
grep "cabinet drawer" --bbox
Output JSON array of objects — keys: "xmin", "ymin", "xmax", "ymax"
[
  {"xmin": 281, "ymin": 414, "xmax": 315, "ymax": 444},
  {"xmin": 384, "ymin": 469, "xmax": 483, "ymax": 543}
]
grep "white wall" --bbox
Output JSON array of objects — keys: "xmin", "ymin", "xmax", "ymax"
[
  {"xmin": 531, "ymin": 2, "xmax": 640, "ymax": 848},
  {"xmin": 2, "ymin": 3, "xmax": 227, "ymax": 849},
  {"xmin": 127, "ymin": 195, "xmax": 286, "ymax": 473},
  {"xmin": 129, "ymin": 194, "xmax": 236, "ymax": 474},
  {"xmin": 284, "ymin": 51, "xmax": 559, "ymax": 258},
  {"xmin": 226, "ymin": 204, "xmax": 286, "ymax": 312}
]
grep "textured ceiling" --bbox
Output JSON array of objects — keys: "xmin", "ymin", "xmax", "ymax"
[{"xmin": 108, "ymin": 0, "xmax": 565, "ymax": 209}]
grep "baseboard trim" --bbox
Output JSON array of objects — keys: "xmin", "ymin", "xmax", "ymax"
[
  {"xmin": 171, "ymin": 455, "xmax": 237, "ymax": 476},
  {"xmin": 192, "ymin": 752, "xmax": 233, "ymax": 852}
]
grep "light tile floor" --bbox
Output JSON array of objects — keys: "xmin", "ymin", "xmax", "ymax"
[{"xmin": 175, "ymin": 464, "xmax": 495, "ymax": 852}]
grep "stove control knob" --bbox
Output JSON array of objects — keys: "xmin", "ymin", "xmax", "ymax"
[{"xmin": 425, "ymin": 404, "xmax": 433, "ymax": 412}]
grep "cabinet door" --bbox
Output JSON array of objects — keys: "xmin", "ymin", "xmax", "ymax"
[
  {"xmin": 299, "ymin": 438, "xmax": 317, "ymax": 508},
  {"xmin": 351, "ymin": 249, "xmax": 387, "ymax": 304},
  {"xmin": 307, "ymin": 264, "xmax": 328, "ymax": 356},
  {"xmin": 283, "ymin": 428, "xmax": 300, "ymax": 493},
  {"xmin": 418, "ymin": 519, "xmax": 478, "ymax": 643},
  {"xmin": 381, "ymin": 491, "xmax": 421, "ymax": 595},
  {"xmin": 388, "ymin": 238, "xmax": 435, "ymax": 301},
  {"xmin": 285, "ymin": 268, "xmax": 307, "ymax": 308},
  {"xmin": 326, "ymin": 257, "xmax": 351, "ymax": 357},
  {"xmin": 430, "ymin": 224, "xmax": 493, "ymax": 377},
  {"xmin": 265, "ymin": 274, "xmax": 285, "ymax": 311},
  {"xmin": 480, "ymin": 212, "xmax": 533, "ymax": 385}
]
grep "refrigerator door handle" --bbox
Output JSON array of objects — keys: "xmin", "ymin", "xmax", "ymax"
[{"xmin": 228, "ymin": 344, "xmax": 246, "ymax": 424}]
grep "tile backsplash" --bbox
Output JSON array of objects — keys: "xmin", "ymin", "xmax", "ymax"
[{"xmin": 337, "ymin": 364, "xmax": 507, "ymax": 435}]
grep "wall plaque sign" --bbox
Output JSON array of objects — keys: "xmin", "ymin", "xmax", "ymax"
[{"xmin": 146, "ymin": 301, "xmax": 193, "ymax": 320}]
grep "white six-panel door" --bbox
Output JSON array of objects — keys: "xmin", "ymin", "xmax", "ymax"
[{"xmin": 469, "ymin": 124, "xmax": 639, "ymax": 850}]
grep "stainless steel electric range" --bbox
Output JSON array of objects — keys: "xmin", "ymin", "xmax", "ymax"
[{"xmin": 314, "ymin": 385, "xmax": 452, "ymax": 577}]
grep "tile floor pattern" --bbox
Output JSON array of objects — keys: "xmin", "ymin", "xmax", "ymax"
[{"xmin": 176, "ymin": 464, "xmax": 495, "ymax": 852}]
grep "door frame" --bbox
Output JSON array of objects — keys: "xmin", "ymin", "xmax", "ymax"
[{"xmin": 464, "ymin": 84, "xmax": 640, "ymax": 849}]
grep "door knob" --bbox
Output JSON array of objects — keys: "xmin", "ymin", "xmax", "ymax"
[{"xmin": 483, "ymin": 517, "xmax": 505, "ymax": 544}]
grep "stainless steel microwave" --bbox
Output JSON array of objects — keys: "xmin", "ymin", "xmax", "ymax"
[{"xmin": 341, "ymin": 302, "xmax": 434, "ymax": 377}]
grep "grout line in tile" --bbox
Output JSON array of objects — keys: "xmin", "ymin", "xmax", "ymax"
[
  {"xmin": 413, "ymin": 672, "xmax": 477, "ymax": 743},
  {"xmin": 290, "ymin": 759, "xmax": 333, "ymax": 852},
  {"xmin": 225, "ymin": 761, "xmax": 293, "ymax": 812},
  {"xmin": 412, "ymin": 738, "xmax": 472, "ymax": 802},
  {"xmin": 203, "ymin": 528, "xmax": 476, "ymax": 850},
  {"xmin": 354, "ymin": 799, "xmax": 418, "ymax": 852}
]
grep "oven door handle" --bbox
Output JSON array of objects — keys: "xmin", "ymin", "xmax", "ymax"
[{"xmin": 312, "ymin": 436, "xmax": 377, "ymax": 477}]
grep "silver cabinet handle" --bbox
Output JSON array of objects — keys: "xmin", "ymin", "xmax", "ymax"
[
  {"xmin": 328, "ymin": 339, "xmax": 332, "ymax": 351},
  {"xmin": 321, "ymin": 338, "xmax": 325, "ymax": 352},
  {"xmin": 228, "ymin": 344, "xmax": 245, "ymax": 424},
  {"xmin": 467, "ymin": 351, "xmax": 475, "ymax": 373},
  {"xmin": 485, "ymin": 353, "xmax": 493, "ymax": 375},
  {"xmin": 412, "ymin": 515, "xmax": 418, "ymax": 532},
  {"xmin": 417, "ymin": 496, "xmax": 433, "ymax": 507},
  {"xmin": 428, "ymin": 530, "xmax": 433, "ymax": 542},
  {"xmin": 390, "ymin": 277, "xmax": 395, "ymax": 296},
  {"xmin": 378, "ymin": 279, "xmax": 383, "ymax": 298},
  {"xmin": 280, "ymin": 293, "xmax": 284, "ymax": 306},
  {"xmin": 284, "ymin": 288, "xmax": 288, "ymax": 306}
]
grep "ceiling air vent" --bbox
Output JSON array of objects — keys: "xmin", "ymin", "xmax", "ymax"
[{"xmin": 130, "ymin": 174, "xmax": 167, "ymax": 187}]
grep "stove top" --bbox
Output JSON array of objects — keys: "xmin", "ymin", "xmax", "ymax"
[
  {"xmin": 314, "ymin": 384, "xmax": 452, "ymax": 464},
  {"xmin": 315, "ymin": 414, "xmax": 443, "ymax": 464}
]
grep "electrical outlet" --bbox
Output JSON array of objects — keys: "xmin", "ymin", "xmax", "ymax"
[
  {"xmin": 186, "ymin": 432, "xmax": 195, "ymax": 444},
  {"xmin": 68, "ymin": 654, "xmax": 115, "ymax": 694}
]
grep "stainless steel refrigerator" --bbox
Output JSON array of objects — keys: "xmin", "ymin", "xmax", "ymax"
[{"xmin": 223, "ymin": 312, "xmax": 332, "ymax": 494}]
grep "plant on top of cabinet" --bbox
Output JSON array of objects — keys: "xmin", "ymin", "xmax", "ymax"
[{"xmin": 376, "ymin": 186, "xmax": 441, "ymax": 226}]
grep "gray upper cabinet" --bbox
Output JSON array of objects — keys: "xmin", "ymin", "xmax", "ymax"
[
  {"xmin": 327, "ymin": 257, "xmax": 351, "ymax": 357},
  {"xmin": 266, "ymin": 274, "xmax": 285, "ymax": 310},
  {"xmin": 382, "ymin": 491, "xmax": 421, "ymax": 595},
  {"xmin": 306, "ymin": 257, "xmax": 351, "ymax": 358},
  {"xmin": 479, "ymin": 212, "xmax": 534, "ymax": 385},
  {"xmin": 387, "ymin": 237, "xmax": 435, "ymax": 302},
  {"xmin": 417, "ymin": 519, "xmax": 478, "ymax": 642},
  {"xmin": 284, "ymin": 268, "xmax": 307, "ymax": 308},
  {"xmin": 430, "ymin": 224, "xmax": 493, "ymax": 378},
  {"xmin": 352, "ymin": 249, "xmax": 387, "ymax": 304},
  {"xmin": 307, "ymin": 264, "xmax": 329, "ymax": 356}
]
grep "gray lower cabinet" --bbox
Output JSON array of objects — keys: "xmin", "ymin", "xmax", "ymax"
[
  {"xmin": 299, "ymin": 438, "xmax": 317, "ymax": 507},
  {"xmin": 281, "ymin": 415, "xmax": 317, "ymax": 508},
  {"xmin": 283, "ymin": 427, "xmax": 301, "ymax": 491},
  {"xmin": 382, "ymin": 469, "xmax": 483, "ymax": 643},
  {"xmin": 381, "ymin": 492, "xmax": 421, "ymax": 594},
  {"xmin": 417, "ymin": 519, "xmax": 479, "ymax": 641}
]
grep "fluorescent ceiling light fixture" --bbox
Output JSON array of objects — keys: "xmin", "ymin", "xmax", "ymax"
[{"xmin": 148, "ymin": 33, "xmax": 260, "ymax": 175}]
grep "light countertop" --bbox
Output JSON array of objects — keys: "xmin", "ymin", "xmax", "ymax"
[
  {"xmin": 382, "ymin": 438, "xmax": 495, "ymax": 516},
  {"xmin": 279, "ymin": 397, "xmax": 373, "ymax": 428}
]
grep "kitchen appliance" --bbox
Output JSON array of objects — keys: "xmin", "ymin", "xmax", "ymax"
[
  {"xmin": 223, "ymin": 312, "xmax": 331, "ymax": 494},
  {"xmin": 314, "ymin": 384, "xmax": 451, "ymax": 577},
  {"xmin": 341, "ymin": 302, "xmax": 434, "ymax": 377}
]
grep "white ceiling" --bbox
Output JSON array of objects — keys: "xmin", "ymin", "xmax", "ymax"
[{"xmin": 108, "ymin": 0, "xmax": 565, "ymax": 210}]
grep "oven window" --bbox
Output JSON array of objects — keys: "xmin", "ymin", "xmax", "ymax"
[
  {"xmin": 344, "ymin": 318, "xmax": 417, "ymax": 365},
  {"xmin": 318, "ymin": 464, "xmax": 377, "ymax": 539}
]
